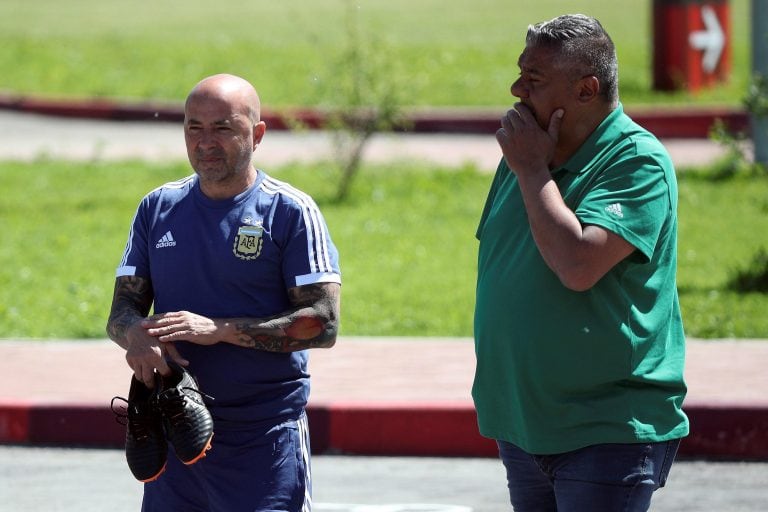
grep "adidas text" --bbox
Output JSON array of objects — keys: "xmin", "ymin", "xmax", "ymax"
[{"xmin": 156, "ymin": 231, "xmax": 177, "ymax": 249}]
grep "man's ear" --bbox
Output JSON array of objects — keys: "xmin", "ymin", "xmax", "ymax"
[
  {"xmin": 576, "ymin": 75, "xmax": 600, "ymax": 103},
  {"xmin": 253, "ymin": 121, "xmax": 266, "ymax": 147}
]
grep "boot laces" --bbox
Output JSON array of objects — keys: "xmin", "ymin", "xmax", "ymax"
[
  {"xmin": 111, "ymin": 396, "xmax": 157, "ymax": 441},
  {"xmin": 160, "ymin": 387, "xmax": 213, "ymax": 427}
]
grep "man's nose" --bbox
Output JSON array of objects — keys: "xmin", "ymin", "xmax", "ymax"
[
  {"xmin": 198, "ymin": 130, "xmax": 217, "ymax": 147},
  {"xmin": 510, "ymin": 78, "xmax": 526, "ymax": 98}
]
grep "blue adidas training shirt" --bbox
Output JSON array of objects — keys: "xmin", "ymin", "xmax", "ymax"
[{"xmin": 116, "ymin": 171, "xmax": 341, "ymax": 428}]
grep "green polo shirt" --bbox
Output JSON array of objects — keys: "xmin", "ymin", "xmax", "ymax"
[{"xmin": 472, "ymin": 104, "xmax": 689, "ymax": 454}]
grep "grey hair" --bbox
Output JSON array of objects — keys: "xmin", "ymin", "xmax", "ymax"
[{"xmin": 526, "ymin": 14, "xmax": 619, "ymax": 106}]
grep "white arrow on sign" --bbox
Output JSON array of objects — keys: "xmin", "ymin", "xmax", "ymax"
[{"xmin": 688, "ymin": 5, "xmax": 725, "ymax": 73}]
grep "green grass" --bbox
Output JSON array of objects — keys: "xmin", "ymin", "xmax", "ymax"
[
  {"xmin": 0, "ymin": 0, "xmax": 752, "ymax": 109},
  {"xmin": 0, "ymin": 160, "xmax": 185, "ymax": 338},
  {"xmin": 1, "ymin": 159, "xmax": 767, "ymax": 339},
  {"xmin": 676, "ymin": 171, "xmax": 768, "ymax": 337}
]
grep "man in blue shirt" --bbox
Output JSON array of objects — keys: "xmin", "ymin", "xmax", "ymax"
[{"xmin": 107, "ymin": 73, "xmax": 341, "ymax": 511}]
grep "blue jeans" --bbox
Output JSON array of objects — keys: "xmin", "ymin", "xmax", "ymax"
[{"xmin": 497, "ymin": 439, "xmax": 680, "ymax": 512}]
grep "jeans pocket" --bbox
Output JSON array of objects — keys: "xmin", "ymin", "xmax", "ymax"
[{"xmin": 658, "ymin": 438, "xmax": 681, "ymax": 487}]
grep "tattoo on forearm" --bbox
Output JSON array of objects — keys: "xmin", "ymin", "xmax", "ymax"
[
  {"xmin": 106, "ymin": 276, "xmax": 154, "ymax": 342},
  {"xmin": 233, "ymin": 283, "xmax": 340, "ymax": 352}
]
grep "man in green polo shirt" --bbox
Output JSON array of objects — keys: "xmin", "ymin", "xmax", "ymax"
[{"xmin": 473, "ymin": 14, "xmax": 688, "ymax": 511}]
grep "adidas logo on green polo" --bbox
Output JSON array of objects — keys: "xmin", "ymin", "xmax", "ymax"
[{"xmin": 605, "ymin": 203, "xmax": 624, "ymax": 218}]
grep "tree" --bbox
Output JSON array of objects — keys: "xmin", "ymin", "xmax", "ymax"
[{"xmin": 313, "ymin": 1, "xmax": 412, "ymax": 202}]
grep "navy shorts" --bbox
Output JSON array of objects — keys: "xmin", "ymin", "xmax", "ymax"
[{"xmin": 142, "ymin": 413, "xmax": 312, "ymax": 512}]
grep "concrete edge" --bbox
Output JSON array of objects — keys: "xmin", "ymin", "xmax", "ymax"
[
  {"xmin": 1, "ymin": 401, "xmax": 766, "ymax": 461},
  {"xmin": 0, "ymin": 94, "xmax": 750, "ymax": 139}
]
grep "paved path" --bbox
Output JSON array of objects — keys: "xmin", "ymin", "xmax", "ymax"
[
  {"xmin": 0, "ymin": 110, "xmax": 736, "ymax": 170},
  {"xmin": 2, "ymin": 337, "xmax": 767, "ymax": 407},
  {"xmin": 1, "ymin": 337, "xmax": 766, "ymax": 460}
]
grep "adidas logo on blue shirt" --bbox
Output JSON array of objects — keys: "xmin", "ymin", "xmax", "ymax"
[{"xmin": 156, "ymin": 231, "xmax": 177, "ymax": 249}]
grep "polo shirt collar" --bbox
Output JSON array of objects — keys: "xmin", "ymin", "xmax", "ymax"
[{"xmin": 552, "ymin": 102, "xmax": 630, "ymax": 175}]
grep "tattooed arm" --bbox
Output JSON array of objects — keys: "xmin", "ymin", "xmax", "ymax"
[
  {"xmin": 143, "ymin": 282, "xmax": 341, "ymax": 353},
  {"xmin": 106, "ymin": 276, "xmax": 177, "ymax": 386},
  {"xmin": 106, "ymin": 276, "xmax": 154, "ymax": 350}
]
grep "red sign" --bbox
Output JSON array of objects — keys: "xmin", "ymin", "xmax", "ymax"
[{"xmin": 653, "ymin": 0, "xmax": 731, "ymax": 91}]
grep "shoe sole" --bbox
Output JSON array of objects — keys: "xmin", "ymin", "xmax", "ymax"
[
  {"xmin": 137, "ymin": 461, "xmax": 167, "ymax": 483},
  {"xmin": 180, "ymin": 432, "xmax": 214, "ymax": 466}
]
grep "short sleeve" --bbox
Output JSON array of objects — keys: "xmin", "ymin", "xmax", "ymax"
[
  {"xmin": 575, "ymin": 153, "xmax": 673, "ymax": 262},
  {"xmin": 279, "ymin": 196, "xmax": 341, "ymax": 289},
  {"xmin": 116, "ymin": 196, "xmax": 152, "ymax": 278}
]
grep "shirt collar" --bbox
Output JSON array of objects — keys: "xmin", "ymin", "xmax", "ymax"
[{"xmin": 552, "ymin": 102, "xmax": 629, "ymax": 175}]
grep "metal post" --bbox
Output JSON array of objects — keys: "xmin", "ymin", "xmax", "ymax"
[{"xmin": 752, "ymin": 0, "xmax": 768, "ymax": 164}]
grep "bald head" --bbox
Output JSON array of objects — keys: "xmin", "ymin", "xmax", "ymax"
[
  {"xmin": 185, "ymin": 74, "xmax": 261, "ymax": 123},
  {"xmin": 183, "ymin": 74, "xmax": 267, "ymax": 199}
]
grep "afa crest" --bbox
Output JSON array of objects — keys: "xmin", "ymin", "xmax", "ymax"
[{"xmin": 233, "ymin": 224, "xmax": 264, "ymax": 260}]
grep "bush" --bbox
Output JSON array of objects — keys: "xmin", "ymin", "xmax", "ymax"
[{"xmin": 728, "ymin": 247, "xmax": 768, "ymax": 293}]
